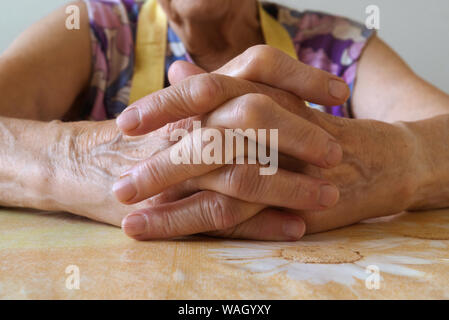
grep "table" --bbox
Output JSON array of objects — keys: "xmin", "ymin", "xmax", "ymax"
[{"xmin": 1, "ymin": 208, "xmax": 448, "ymax": 299}]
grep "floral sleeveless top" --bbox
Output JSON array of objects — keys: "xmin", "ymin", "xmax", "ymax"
[{"xmin": 84, "ymin": 0, "xmax": 374, "ymax": 120}]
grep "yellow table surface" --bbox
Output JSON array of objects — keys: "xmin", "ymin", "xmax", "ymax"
[{"xmin": 1, "ymin": 208, "xmax": 449, "ymax": 299}]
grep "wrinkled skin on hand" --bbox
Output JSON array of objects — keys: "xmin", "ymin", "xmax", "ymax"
[
  {"xmin": 119, "ymin": 92, "xmax": 418, "ymax": 236},
  {"xmin": 281, "ymin": 109, "xmax": 419, "ymax": 234},
  {"xmin": 169, "ymin": 105, "xmax": 419, "ymax": 236},
  {"xmin": 60, "ymin": 78, "xmax": 418, "ymax": 236},
  {"xmin": 50, "ymin": 119, "xmax": 189, "ymax": 226}
]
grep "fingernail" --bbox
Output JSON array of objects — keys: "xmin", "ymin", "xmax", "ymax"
[
  {"xmin": 122, "ymin": 214, "xmax": 148, "ymax": 237},
  {"xmin": 283, "ymin": 220, "xmax": 304, "ymax": 240},
  {"xmin": 328, "ymin": 79, "xmax": 349, "ymax": 100},
  {"xmin": 116, "ymin": 108, "xmax": 140, "ymax": 132},
  {"xmin": 113, "ymin": 174, "xmax": 137, "ymax": 203},
  {"xmin": 319, "ymin": 185, "xmax": 339, "ymax": 207},
  {"xmin": 326, "ymin": 141, "xmax": 343, "ymax": 166}
]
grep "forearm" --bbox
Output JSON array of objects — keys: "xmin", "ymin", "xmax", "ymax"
[
  {"xmin": 353, "ymin": 37, "xmax": 449, "ymax": 123},
  {"xmin": 377, "ymin": 78, "xmax": 449, "ymax": 123},
  {"xmin": 0, "ymin": 116, "xmax": 69, "ymax": 210},
  {"xmin": 0, "ymin": 116, "xmax": 150, "ymax": 226},
  {"xmin": 403, "ymin": 114, "xmax": 449, "ymax": 210}
]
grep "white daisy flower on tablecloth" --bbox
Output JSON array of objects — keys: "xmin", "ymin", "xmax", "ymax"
[{"xmin": 209, "ymin": 237, "xmax": 440, "ymax": 286}]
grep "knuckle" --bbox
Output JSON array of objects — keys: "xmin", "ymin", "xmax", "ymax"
[
  {"xmin": 226, "ymin": 165, "xmax": 262, "ymax": 201},
  {"xmin": 170, "ymin": 83, "xmax": 197, "ymax": 116},
  {"xmin": 156, "ymin": 204, "xmax": 194, "ymax": 238},
  {"xmin": 235, "ymin": 93, "xmax": 272, "ymax": 127},
  {"xmin": 144, "ymin": 86, "xmax": 192, "ymax": 120},
  {"xmin": 162, "ymin": 73, "xmax": 224, "ymax": 119},
  {"xmin": 199, "ymin": 192, "xmax": 237, "ymax": 230},
  {"xmin": 299, "ymin": 125, "xmax": 320, "ymax": 144},
  {"xmin": 162, "ymin": 118, "xmax": 194, "ymax": 134},
  {"xmin": 139, "ymin": 158, "xmax": 167, "ymax": 187},
  {"xmin": 137, "ymin": 92, "xmax": 161, "ymax": 118},
  {"xmin": 180, "ymin": 131, "xmax": 197, "ymax": 165},
  {"xmin": 245, "ymin": 45, "xmax": 277, "ymax": 67},
  {"xmin": 244, "ymin": 45, "xmax": 290, "ymax": 78},
  {"xmin": 189, "ymin": 73, "xmax": 224, "ymax": 109},
  {"xmin": 290, "ymin": 179, "xmax": 319, "ymax": 207},
  {"xmin": 158, "ymin": 210, "xmax": 179, "ymax": 238},
  {"xmin": 225, "ymin": 165, "xmax": 248, "ymax": 194},
  {"xmin": 296, "ymin": 126, "xmax": 327, "ymax": 157}
]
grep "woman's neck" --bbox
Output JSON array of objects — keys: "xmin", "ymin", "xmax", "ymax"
[{"xmin": 161, "ymin": 0, "xmax": 264, "ymax": 71}]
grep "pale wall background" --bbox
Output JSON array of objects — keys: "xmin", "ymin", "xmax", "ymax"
[{"xmin": 0, "ymin": 0, "xmax": 448, "ymax": 92}]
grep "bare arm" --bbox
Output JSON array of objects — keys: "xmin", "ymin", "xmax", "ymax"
[
  {"xmin": 0, "ymin": 1, "xmax": 91, "ymax": 120},
  {"xmin": 0, "ymin": 4, "xmax": 350, "ymax": 239},
  {"xmin": 0, "ymin": 2, "xmax": 128, "ymax": 223},
  {"xmin": 0, "ymin": 115, "xmax": 151, "ymax": 226},
  {"xmin": 404, "ymin": 115, "xmax": 449, "ymax": 211},
  {"xmin": 352, "ymin": 36, "xmax": 449, "ymax": 122}
]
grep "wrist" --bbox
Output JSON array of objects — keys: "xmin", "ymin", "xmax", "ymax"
[
  {"xmin": 0, "ymin": 118, "xmax": 68, "ymax": 210},
  {"xmin": 391, "ymin": 121, "xmax": 426, "ymax": 211},
  {"xmin": 35, "ymin": 120, "xmax": 80, "ymax": 211},
  {"xmin": 399, "ymin": 115, "xmax": 449, "ymax": 211}
]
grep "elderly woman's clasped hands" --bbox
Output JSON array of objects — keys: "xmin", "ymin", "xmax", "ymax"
[{"xmin": 111, "ymin": 46, "xmax": 420, "ymax": 241}]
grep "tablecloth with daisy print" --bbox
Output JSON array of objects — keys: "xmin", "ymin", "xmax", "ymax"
[{"xmin": 1, "ymin": 208, "xmax": 448, "ymax": 299}]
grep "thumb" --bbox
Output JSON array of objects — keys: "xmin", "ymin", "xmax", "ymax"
[
  {"xmin": 169, "ymin": 46, "xmax": 350, "ymax": 107},
  {"xmin": 168, "ymin": 61, "xmax": 207, "ymax": 85},
  {"xmin": 215, "ymin": 46, "xmax": 350, "ymax": 106}
]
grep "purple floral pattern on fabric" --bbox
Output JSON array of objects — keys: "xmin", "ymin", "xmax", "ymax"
[
  {"xmin": 84, "ymin": 0, "xmax": 143, "ymax": 120},
  {"xmin": 85, "ymin": 0, "xmax": 374, "ymax": 120}
]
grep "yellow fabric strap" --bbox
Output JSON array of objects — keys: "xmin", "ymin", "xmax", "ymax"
[
  {"xmin": 129, "ymin": 1, "xmax": 298, "ymax": 103},
  {"xmin": 129, "ymin": 0, "xmax": 167, "ymax": 104},
  {"xmin": 258, "ymin": 3, "xmax": 298, "ymax": 60}
]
